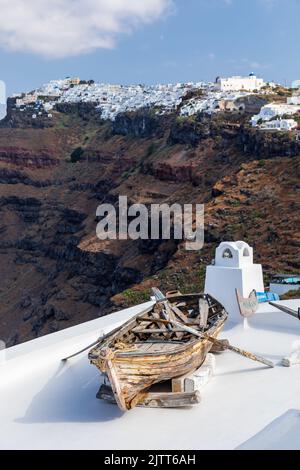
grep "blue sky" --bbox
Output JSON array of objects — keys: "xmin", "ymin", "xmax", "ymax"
[{"xmin": 0, "ymin": 0, "xmax": 299, "ymax": 95}]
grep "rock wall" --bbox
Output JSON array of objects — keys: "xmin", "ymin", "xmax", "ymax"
[
  {"xmin": 0, "ymin": 147, "xmax": 59, "ymax": 168},
  {"xmin": 168, "ymin": 115, "xmax": 241, "ymax": 147},
  {"xmin": 55, "ymin": 102, "xmax": 102, "ymax": 122},
  {"xmin": 0, "ymin": 98, "xmax": 54, "ymax": 129},
  {"xmin": 240, "ymin": 127, "xmax": 300, "ymax": 158},
  {"xmin": 113, "ymin": 109, "xmax": 168, "ymax": 138}
]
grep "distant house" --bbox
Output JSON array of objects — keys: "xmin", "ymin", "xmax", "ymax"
[
  {"xmin": 260, "ymin": 118, "xmax": 298, "ymax": 131},
  {"xmin": 287, "ymin": 93, "xmax": 300, "ymax": 105},
  {"xmin": 20, "ymin": 93, "xmax": 38, "ymax": 105},
  {"xmin": 291, "ymin": 80, "xmax": 300, "ymax": 89},
  {"xmin": 251, "ymin": 103, "xmax": 300, "ymax": 126},
  {"xmin": 44, "ymin": 102, "xmax": 54, "ymax": 112},
  {"xmin": 216, "ymin": 74, "xmax": 265, "ymax": 92},
  {"xmin": 67, "ymin": 77, "xmax": 81, "ymax": 86},
  {"xmin": 15, "ymin": 98, "xmax": 24, "ymax": 107}
]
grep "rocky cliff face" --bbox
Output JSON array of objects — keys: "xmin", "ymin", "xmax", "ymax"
[
  {"xmin": 0, "ymin": 106, "xmax": 299, "ymax": 346},
  {"xmin": 0, "ymin": 98, "xmax": 53, "ymax": 129},
  {"xmin": 55, "ymin": 102, "xmax": 102, "ymax": 122},
  {"xmin": 168, "ymin": 114, "xmax": 243, "ymax": 147},
  {"xmin": 0, "ymin": 147, "xmax": 59, "ymax": 168},
  {"xmin": 240, "ymin": 127, "xmax": 300, "ymax": 158},
  {"xmin": 113, "ymin": 109, "xmax": 169, "ymax": 138}
]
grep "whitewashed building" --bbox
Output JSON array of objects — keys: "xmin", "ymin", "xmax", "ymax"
[
  {"xmin": 216, "ymin": 74, "xmax": 265, "ymax": 92},
  {"xmin": 251, "ymin": 103, "xmax": 300, "ymax": 126},
  {"xmin": 260, "ymin": 119, "xmax": 298, "ymax": 131},
  {"xmin": 287, "ymin": 93, "xmax": 300, "ymax": 105},
  {"xmin": 180, "ymin": 90, "xmax": 252, "ymax": 117},
  {"xmin": 16, "ymin": 93, "xmax": 38, "ymax": 107},
  {"xmin": 292, "ymin": 80, "xmax": 300, "ymax": 89}
]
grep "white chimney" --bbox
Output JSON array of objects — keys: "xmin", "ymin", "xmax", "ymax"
[{"xmin": 205, "ymin": 241, "xmax": 264, "ymax": 323}]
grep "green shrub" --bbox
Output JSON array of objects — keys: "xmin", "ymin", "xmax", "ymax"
[
  {"xmin": 123, "ymin": 289, "xmax": 150, "ymax": 305},
  {"xmin": 251, "ymin": 209, "xmax": 264, "ymax": 219},
  {"xmin": 281, "ymin": 288, "xmax": 300, "ymax": 300},
  {"xmin": 70, "ymin": 146, "xmax": 84, "ymax": 163},
  {"xmin": 229, "ymin": 199, "xmax": 241, "ymax": 206},
  {"xmin": 145, "ymin": 142, "xmax": 157, "ymax": 158}
]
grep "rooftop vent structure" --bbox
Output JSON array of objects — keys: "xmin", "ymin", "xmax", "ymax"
[
  {"xmin": 215, "ymin": 241, "xmax": 254, "ymax": 268},
  {"xmin": 205, "ymin": 241, "xmax": 264, "ymax": 323}
]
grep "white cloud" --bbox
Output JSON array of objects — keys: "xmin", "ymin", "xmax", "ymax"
[
  {"xmin": 229, "ymin": 58, "xmax": 270, "ymax": 71},
  {"xmin": 0, "ymin": 0, "xmax": 172, "ymax": 58},
  {"xmin": 260, "ymin": 0, "xmax": 276, "ymax": 7},
  {"xmin": 0, "ymin": 80, "xmax": 6, "ymax": 104}
]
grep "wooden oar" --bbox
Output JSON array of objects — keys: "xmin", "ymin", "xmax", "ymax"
[
  {"xmin": 269, "ymin": 302, "xmax": 300, "ymax": 320},
  {"xmin": 61, "ymin": 304, "xmax": 155, "ymax": 362},
  {"xmin": 168, "ymin": 319, "xmax": 275, "ymax": 368},
  {"xmin": 152, "ymin": 287, "xmax": 173, "ymax": 332},
  {"xmin": 61, "ymin": 325, "xmax": 122, "ymax": 362}
]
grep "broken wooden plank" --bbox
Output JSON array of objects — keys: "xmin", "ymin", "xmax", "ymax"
[
  {"xmin": 132, "ymin": 329, "xmax": 187, "ymax": 335},
  {"xmin": 166, "ymin": 290, "xmax": 182, "ymax": 298},
  {"xmin": 199, "ymin": 298, "xmax": 209, "ymax": 329},
  {"xmin": 165, "ymin": 303, "xmax": 183, "ymax": 339},
  {"xmin": 137, "ymin": 317, "xmax": 171, "ymax": 325},
  {"xmin": 97, "ymin": 384, "xmax": 201, "ymax": 408},
  {"xmin": 171, "ymin": 305, "xmax": 190, "ymax": 324},
  {"xmin": 140, "ymin": 391, "xmax": 201, "ymax": 408},
  {"xmin": 152, "ymin": 287, "xmax": 174, "ymax": 333},
  {"xmin": 137, "ymin": 316, "xmax": 199, "ymax": 328},
  {"xmin": 134, "ymin": 340, "xmax": 185, "ymax": 345}
]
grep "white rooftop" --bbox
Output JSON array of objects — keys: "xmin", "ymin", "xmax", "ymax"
[{"xmin": 1, "ymin": 299, "xmax": 300, "ymax": 450}]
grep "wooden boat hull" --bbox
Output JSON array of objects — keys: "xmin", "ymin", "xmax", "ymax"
[{"xmin": 90, "ymin": 313, "xmax": 226, "ymax": 411}]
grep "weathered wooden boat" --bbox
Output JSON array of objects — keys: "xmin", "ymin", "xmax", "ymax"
[{"xmin": 88, "ymin": 291, "xmax": 228, "ymax": 411}]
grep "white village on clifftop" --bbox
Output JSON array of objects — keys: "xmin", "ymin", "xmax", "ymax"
[{"xmin": 10, "ymin": 74, "xmax": 300, "ymax": 133}]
